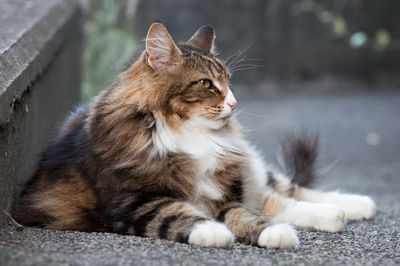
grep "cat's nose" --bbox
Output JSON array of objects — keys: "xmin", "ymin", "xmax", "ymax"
[
  {"xmin": 226, "ymin": 88, "xmax": 237, "ymax": 111},
  {"xmin": 228, "ymin": 101, "xmax": 237, "ymax": 111}
]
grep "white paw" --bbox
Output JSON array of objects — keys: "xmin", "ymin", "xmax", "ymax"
[
  {"xmin": 339, "ymin": 195, "xmax": 376, "ymax": 220},
  {"xmin": 188, "ymin": 220, "xmax": 234, "ymax": 248},
  {"xmin": 319, "ymin": 192, "xmax": 376, "ymax": 221},
  {"xmin": 312, "ymin": 204, "xmax": 346, "ymax": 232},
  {"xmin": 258, "ymin": 224, "xmax": 299, "ymax": 249},
  {"xmin": 272, "ymin": 201, "xmax": 346, "ymax": 233}
]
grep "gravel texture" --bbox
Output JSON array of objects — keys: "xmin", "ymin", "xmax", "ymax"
[{"xmin": 1, "ymin": 91, "xmax": 399, "ymax": 265}]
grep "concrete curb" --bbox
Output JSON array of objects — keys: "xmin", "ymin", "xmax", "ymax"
[{"xmin": 0, "ymin": 0, "xmax": 81, "ymax": 226}]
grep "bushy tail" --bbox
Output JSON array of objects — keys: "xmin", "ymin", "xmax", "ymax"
[{"xmin": 279, "ymin": 133, "xmax": 319, "ymax": 188}]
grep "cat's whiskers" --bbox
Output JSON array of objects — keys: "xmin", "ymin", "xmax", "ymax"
[
  {"xmin": 226, "ymin": 43, "xmax": 253, "ymax": 69},
  {"xmin": 224, "ymin": 44, "xmax": 264, "ymax": 75},
  {"xmin": 229, "ymin": 58, "xmax": 262, "ymax": 70},
  {"xmin": 224, "ymin": 51, "xmax": 242, "ymax": 67},
  {"xmin": 319, "ymin": 158, "xmax": 341, "ymax": 176},
  {"xmin": 236, "ymin": 109, "xmax": 272, "ymax": 119},
  {"xmin": 230, "ymin": 64, "xmax": 263, "ymax": 73}
]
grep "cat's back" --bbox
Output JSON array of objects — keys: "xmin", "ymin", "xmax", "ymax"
[
  {"xmin": 57, "ymin": 104, "xmax": 89, "ymax": 140},
  {"xmin": 13, "ymin": 103, "xmax": 105, "ymax": 231},
  {"xmin": 33, "ymin": 104, "xmax": 92, "ymax": 181}
]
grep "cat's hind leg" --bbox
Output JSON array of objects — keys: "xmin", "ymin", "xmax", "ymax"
[
  {"xmin": 267, "ymin": 171, "xmax": 376, "ymax": 221},
  {"xmin": 261, "ymin": 190, "xmax": 346, "ymax": 232},
  {"xmin": 276, "ymin": 134, "xmax": 375, "ymax": 221},
  {"xmin": 292, "ymin": 187, "xmax": 376, "ymax": 221}
]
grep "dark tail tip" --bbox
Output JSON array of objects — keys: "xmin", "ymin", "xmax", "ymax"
[{"xmin": 279, "ymin": 133, "xmax": 319, "ymax": 188}]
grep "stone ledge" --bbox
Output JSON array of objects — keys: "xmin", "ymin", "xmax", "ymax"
[
  {"xmin": 0, "ymin": 0, "xmax": 79, "ymax": 125},
  {"xmin": 0, "ymin": 0, "xmax": 81, "ymax": 227}
]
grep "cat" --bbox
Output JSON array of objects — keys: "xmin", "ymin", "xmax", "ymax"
[{"xmin": 13, "ymin": 22, "xmax": 376, "ymax": 249}]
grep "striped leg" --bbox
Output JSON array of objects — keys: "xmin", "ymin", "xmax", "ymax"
[
  {"xmin": 267, "ymin": 171, "xmax": 375, "ymax": 221},
  {"xmin": 217, "ymin": 203, "xmax": 298, "ymax": 249},
  {"xmin": 108, "ymin": 196, "xmax": 234, "ymax": 247}
]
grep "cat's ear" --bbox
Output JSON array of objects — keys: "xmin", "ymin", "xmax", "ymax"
[
  {"xmin": 145, "ymin": 22, "xmax": 182, "ymax": 73},
  {"xmin": 187, "ymin": 25, "xmax": 215, "ymax": 53}
]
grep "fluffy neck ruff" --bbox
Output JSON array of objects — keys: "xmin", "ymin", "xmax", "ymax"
[{"xmin": 152, "ymin": 112, "xmax": 243, "ymax": 158}]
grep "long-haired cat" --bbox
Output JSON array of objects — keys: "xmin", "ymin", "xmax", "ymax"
[{"xmin": 13, "ymin": 22, "xmax": 375, "ymax": 248}]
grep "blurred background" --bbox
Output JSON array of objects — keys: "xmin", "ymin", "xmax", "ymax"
[{"xmin": 80, "ymin": 0, "xmax": 400, "ymax": 101}]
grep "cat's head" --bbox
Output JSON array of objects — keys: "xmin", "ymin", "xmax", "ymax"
[{"xmin": 132, "ymin": 22, "xmax": 237, "ymax": 130}]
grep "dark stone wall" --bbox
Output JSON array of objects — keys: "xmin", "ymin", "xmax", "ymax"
[
  {"xmin": 0, "ymin": 0, "xmax": 81, "ymax": 227},
  {"xmin": 132, "ymin": 0, "xmax": 400, "ymax": 83}
]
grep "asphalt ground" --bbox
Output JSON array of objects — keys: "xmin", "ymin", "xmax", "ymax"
[{"xmin": 1, "ymin": 91, "xmax": 399, "ymax": 265}]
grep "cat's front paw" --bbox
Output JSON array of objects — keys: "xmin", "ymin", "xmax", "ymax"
[
  {"xmin": 188, "ymin": 220, "xmax": 234, "ymax": 248},
  {"xmin": 339, "ymin": 195, "xmax": 376, "ymax": 220},
  {"xmin": 258, "ymin": 224, "xmax": 299, "ymax": 249}
]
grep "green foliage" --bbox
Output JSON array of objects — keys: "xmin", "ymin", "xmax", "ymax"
[
  {"xmin": 375, "ymin": 29, "xmax": 391, "ymax": 50},
  {"xmin": 291, "ymin": 0, "xmax": 394, "ymax": 51},
  {"xmin": 81, "ymin": 0, "xmax": 136, "ymax": 102},
  {"xmin": 349, "ymin": 32, "xmax": 368, "ymax": 48},
  {"xmin": 332, "ymin": 16, "xmax": 347, "ymax": 37}
]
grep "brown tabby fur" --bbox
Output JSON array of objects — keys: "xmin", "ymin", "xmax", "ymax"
[{"xmin": 14, "ymin": 22, "xmax": 319, "ymax": 246}]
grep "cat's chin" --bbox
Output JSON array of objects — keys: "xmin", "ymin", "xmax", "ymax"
[
  {"xmin": 191, "ymin": 116, "xmax": 228, "ymax": 130},
  {"xmin": 208, "ymin": 117, "xmax": 229, "ymax": 130}
]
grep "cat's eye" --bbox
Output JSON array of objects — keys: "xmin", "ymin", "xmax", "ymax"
[{"xmin": 199, "ymin": 79, "xmax": 212, "ymax": 89}]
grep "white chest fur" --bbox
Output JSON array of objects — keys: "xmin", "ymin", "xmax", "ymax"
[
  {"xmin": 153, "ymin": 115, "xmax": 242, "ymax": 158},
  {"xmin": 153, "ymin": 115, "xmax": 244, "ymax": 200}
]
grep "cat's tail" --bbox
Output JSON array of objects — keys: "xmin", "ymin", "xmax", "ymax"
[{"xmin": 278, "ymin": 133, "xmax": 319, "ymax": 188}]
